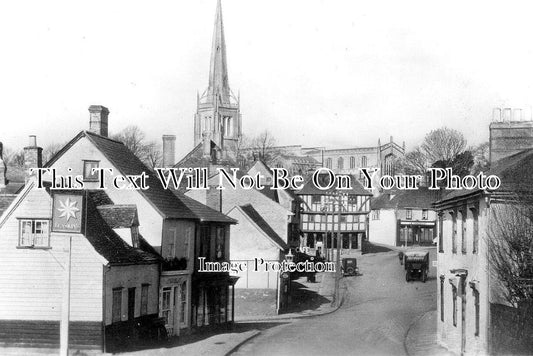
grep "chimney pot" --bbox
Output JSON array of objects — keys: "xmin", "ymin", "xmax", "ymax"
[
  {"xmin": 88, "ymin": 105, "xmax": 109, "ymax": 137},
  {"xmin": 162, "ymin": 135, "xmax": 176, "ymax": 168},
  {"xmin": 29, "ymin": 135, "xmax": 37, "ymax": 147}
]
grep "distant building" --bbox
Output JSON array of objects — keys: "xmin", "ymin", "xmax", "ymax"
[
  {"xmin": 369, "ymin": 188, "xmax": 440, "ymax": 247},
  {"xmin": 296, "ymin": 174, "xmax": 372, "ymax": 256}
]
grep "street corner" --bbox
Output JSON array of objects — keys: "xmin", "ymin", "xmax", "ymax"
[{"xmin": 404, "ymin": 310, "xmax": 456, "ymax": 356}]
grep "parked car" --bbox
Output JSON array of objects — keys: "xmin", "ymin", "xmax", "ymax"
[{"xmin": 342, "ymin": 258, "xmax": 358, "ymax": 276}]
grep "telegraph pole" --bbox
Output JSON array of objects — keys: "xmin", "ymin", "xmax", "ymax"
[{"xmin": 335, "ymin": 193, "xmax": 342, "ymax": 307}]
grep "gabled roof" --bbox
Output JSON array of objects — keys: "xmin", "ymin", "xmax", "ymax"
[
  {"xmin": 236, "ymin": 204, "xmax": 288, "ymax": 251},
  {"xmin": 85, "ymin": 191, "xmax": 160, "ymax": 265},
  {"xmin": 296, "ymin": 174, "xmax": 372, "ymax": 196},
  {"xmin": 372, "ymin": 187, "xmax": 440, "ymax": 210},
  {"xmin": 46, "ymin": 130, "xmax": 234, "ymax": 223},
  {"xmin": 97, "ymin": 205, "xmax": 138, "ymax": 228},
  {"xmin": 437, "ymin": 149, "xmax": 533, "ymax": 204}
]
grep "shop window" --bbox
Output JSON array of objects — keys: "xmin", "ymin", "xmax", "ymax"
[
  {"xmin": 180, "ymin": 282, "xmax": 187, "ymax": 325},
  {"xmin": 18, "ymin": 219, "xmax": 50, "ymax": 248},
  {"xmin": 161, "ymin": 287, "xmax": 172, "ymax": 327}
]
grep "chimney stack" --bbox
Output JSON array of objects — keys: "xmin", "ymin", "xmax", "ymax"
[
  {"xmin": 162, "ymin": 135, "xmax": 176, "ymax": 168},
  {"xmin": 88, "ymin": 105, "xmax": 109, "ymax": 137},
  {"xmin": 489, "ymin": 106, "xmax": 533, "ymax": 164},
  {"xmin": 0, "ymin": 142, "xmax": 6, "ymax": 188},
  {"xmin": 24, "ymin": 135, "xmax": 42, "ymax": 176}
]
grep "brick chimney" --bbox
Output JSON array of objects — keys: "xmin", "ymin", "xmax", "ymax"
[
  {"xmin": 489, "ymin": 107, "xmax": 533, "ymax": 164},
  {"xmin": 24, "ymin": 135, "xmax": 42, "ymax": 176},
  {"xmin": 88, "ymin": 105, "xmax": 109, "ymax": 137},
  {"xmin": 0, "ymin": 142, "xmax": 6, "ymax": 188},
  {"xmin": 162, "ymin": 135, "xmax": 176, "ymax": 168}
]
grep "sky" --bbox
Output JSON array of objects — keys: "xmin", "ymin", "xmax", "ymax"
[{"xmin": 1, "ymin": 0, "xmax": 533, "ymax": 160}]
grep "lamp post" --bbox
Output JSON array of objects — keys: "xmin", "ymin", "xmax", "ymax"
[{"xmin": 325, "ymin": 190, "xmax": 347, "ymax": 307}]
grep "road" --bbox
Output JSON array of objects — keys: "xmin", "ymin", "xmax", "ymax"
[{"xmin": 232, "ymin": 248, "xmax": 438, "ymax": 356}]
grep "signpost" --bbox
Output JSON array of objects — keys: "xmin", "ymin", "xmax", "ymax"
[{"xmin": 52, "ymin": 192, "xmax": 85, "ymax": 356}]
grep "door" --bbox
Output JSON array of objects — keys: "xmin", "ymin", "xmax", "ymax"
[{"xmin": 128, "ymin": 288, "xmax": 135, "ymax": 321}]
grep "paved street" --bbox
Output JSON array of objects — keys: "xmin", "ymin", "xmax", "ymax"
[{"xmin": 232, "ymin": 248, "xmax": 438, "ymax": 356}]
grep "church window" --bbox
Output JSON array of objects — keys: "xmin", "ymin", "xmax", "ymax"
[
  {"xmin": 350, "ymin": 156, "xmax": 356, "ymax": 169},
  {"xmin": 325, "ymin": 158, "xmax": 332, "ymax": 169},
  {"xmin": 361, "ymin": 156, "xmax": 367, "ymax": 168},
  {"xmin": 337, "ymin": 157, "xmax": 343, "ymax": 169}
]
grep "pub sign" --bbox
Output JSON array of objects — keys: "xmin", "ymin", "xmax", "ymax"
[{"xmin": 52, "ymin": 192, "xmax": 85, "ymax": 233}]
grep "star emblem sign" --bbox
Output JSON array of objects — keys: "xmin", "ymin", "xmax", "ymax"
[{"xmin": 57, "ymin": 197, "xmax": 80, "ymax": 222}]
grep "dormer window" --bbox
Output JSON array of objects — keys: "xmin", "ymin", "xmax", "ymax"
[
  {"xmin": 131, "ymin": 226, "xmax": 140, "ymax": 248},
  {"xmin": 83, "ymin": 160, "xmax": 99, "ymax": 181}
]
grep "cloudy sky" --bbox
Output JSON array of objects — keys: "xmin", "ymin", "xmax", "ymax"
[{"xmin": 1, "ymin": 0, "xmax": 533, "ymax": 159}]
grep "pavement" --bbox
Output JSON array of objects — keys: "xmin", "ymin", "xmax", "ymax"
[{"xmin": 405, "ymin": 310, "xmax": 456, "ymax": 356}]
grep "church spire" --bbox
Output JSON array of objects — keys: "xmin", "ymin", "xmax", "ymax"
[{"xmin": 208, "ymin": 0, "xmax": 230, "ymax": 104}]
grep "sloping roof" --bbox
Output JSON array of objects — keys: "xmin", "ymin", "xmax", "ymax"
[
  {"xmin": 0, "ymin": 194, "xmax": 17, "ymax": 216},
  {"xmin": 175, "ymin": 190, "xmax": 236, "ymax": 224},
  {"xmin": 437, "ymin": 149, "xmax": 533, "ymax": 204},
  {"xmin": 174, "ymin": 140, "xmax": 238, "ymax": 171},
  {"xmin": 257, "ymin": 186, "xmax": 279, "ymax": 203},
  {"xmin": 97, "ymin": 205, "xmax": 138, "ymax": 228},
  {"xmin": 84, "ymin": 191, "xmax": 160, "ymax": 265},
  {"xmin": 372, "ymin": 187, "xmax": 441, "ymax": 210},
  {"xmin": 238, "ymin": 204, "xmax": 288, "ymax": 250},
  {"xmin": 46, "ymin": 131, "xmax": 234, "ymax": 223},
  {"xmin": 296, "ymin": 174, "xmax": 372, "ymax": 196}
]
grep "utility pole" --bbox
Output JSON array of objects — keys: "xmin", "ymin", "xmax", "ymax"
[{"xmin": 335, "ymin": 193, "xmax": 342, "ymax": 307}]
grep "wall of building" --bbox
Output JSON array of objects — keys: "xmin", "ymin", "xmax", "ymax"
[
  {"xmin": 103, "ymin": 263, "xmax": 159, "ymax": 326},
  {"xmin": 227, "ymin": 208, "xmax": 280, "ymax": 289},
  {"xmin": 368, "ymin": 209, "xmax": 396, "ymax": 246},
  {"xmin": 437, "ymin": 197, "xmax": 490, "ymax": 355},
  {"xmin": 161, "ymin": 219, "xmax": 196, "ymax": 271},
  {"xmin": 48, "ymin": 137, "xmax": 164, "ymax": 247}
]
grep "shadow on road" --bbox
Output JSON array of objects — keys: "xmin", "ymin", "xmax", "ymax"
[{"xmin": 282, "ymin": 281, "xmax": 331, "ymax": 314}]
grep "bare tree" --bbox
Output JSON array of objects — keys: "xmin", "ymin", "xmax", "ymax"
[
  {"xmin": 488, "ymin": 191, "xmax": 533, "ymax": 348},
  {"xmin": 2, "ymin": 147, "xmax": 24, "ymax": 168},
  {"xmin": 112, "ymin": 125, "xmax": 162, "ymax": 171},
  {"xmin": 471, "ymin": 142, "xmax": 490, "ymax": 174},
  {"xmin": 396, "ymin": 146, "xmax": 428, "ymax": 176},
  {"xmin": 43, "ymin": 142, "xmax": 64, "ymax": 164},
  {"xmin": 421, "ymin": 127, "xmax": 467, "ymax": 164},
  {"xmin": 251, "ymin": 130, "xmax": 277, "ymax": 163}
]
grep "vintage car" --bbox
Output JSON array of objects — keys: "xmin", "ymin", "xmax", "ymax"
[
  {"xmin": 342, "ymin": 258, "xmax": 358, "ymax": 277},
  {"xmin": 404, "ymin": 251, "xmax": 429, "ymax": 282}
]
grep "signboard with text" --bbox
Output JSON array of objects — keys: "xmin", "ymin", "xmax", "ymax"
[{"xmin": 52, "ymin": 193, "xmax": 85, "ymax": 233}]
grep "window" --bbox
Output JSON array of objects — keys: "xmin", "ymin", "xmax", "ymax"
[
  {"xmin": 185, "ymin": 227, "xmax": 192, "ymax": 259},
  {"xmin": 471, "ymin": 207, "xmax": 479, "ymax": 254},
  {"xmin": 18, "ymin": 219, "xmax": 50, "ymax": 248},
  {"xmin": 325, "ymin": 158, "xmax": 332, "ymax": 169},
  {"xmin": 350, "ymin": 156, "xmax": 356, "ymax": 169},
  {"xmin": 440, "ymin": 276, "xmax": 445, "ymax": 322},
  {"xmin": 161, "ymin": 287, "xmax": 172, "ymax": 326},
  {"xmin": 361, "ymin": 156, "xmax": 367, "ymax": 168},
  {"xmin": 215, "ymin": 227, "xmax": 225, "ymax": 261},
  {"xmin": 452, "ymin": 285, "xmax": 457, "ymax": 327},
  {"xmin": 438, "ymin": 213, "xmax": 444, "ymax": 253},
  {"xmin": 180, "ymin": 282, "xmax": 187, "ymax": 324},
  {"xmin": 112, "ymin": 288, "xmax": 122, "ymax": 323},
  {"xmin": 83, "ymin": 160, "xmax": 99, "ymax": 181},
  {"xmin": 141, "ymin": 284, "xmax": 149, "ymax": 316},
  {"xmin": 422, "ymin": 210, "xmax": 428, "ymax": 220},
  {"xmin": 337, "ymin": 157, "xmax": 344, "ymax": 169},
  {"xmin": 340, "ymin": 215, "xmax": 347, "ymax": 223},
  {"xmin": 200, "ymin": 226, "xmax": 210, "ymax": 260},
  {"xmin": 131, "ymin": 226, "xmax": 139, "ymax": 248},
  {"xmin": 311, "ymin": 195, "xmax": 321, "ymax": 204},
  {"xmin": 372, "ymin": 210, "xmax": 380, "ymax": 220},
  {"xmin": 473, "ymin": 289, "xmax": 480, "ymax": 336},
  {"xmin": 461, "ymin": 209, "xmax": 467, "ymax": 254},
  {"xmin": 314, "ymin": 215, "xmax": 321, "ymax": 223},
  {"xmin": 451, "ymin": 210, "xmax": 457, "ymax": 254},
  {"xmin": 406, "ymin": 209, "xmax": 412, "ymax": 220}
]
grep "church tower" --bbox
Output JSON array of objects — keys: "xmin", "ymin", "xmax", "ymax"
[{"xmin": 194, "ymin": 0, "xmax": 241, "ymax": 158}]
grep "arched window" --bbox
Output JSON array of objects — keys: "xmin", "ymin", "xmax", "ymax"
[
  {"xmin": 350, "ymin": 156, "xmax": 356, "ymax": 169},
  {"xmin": 361, "ymin": 156, "xmax": 367, "ymax": 168},
  {"xmin": 338, "ymin": 157, "xmax": 344, "ymax": 169},
  {"xmin": 325, "ymin": 158, "xmax": 332, "ymax": 169}
]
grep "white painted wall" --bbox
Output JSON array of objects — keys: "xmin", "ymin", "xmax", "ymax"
[{"xmin": 368, "ymin": 209, "xmax": 396, "ymax": 246}]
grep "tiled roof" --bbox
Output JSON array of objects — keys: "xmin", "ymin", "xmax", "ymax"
[
  {"xmin": 437, "ymin": 149, "xmax": 533, "ymax": 203},
  {"xmin": 0, "ymin": 194, "xmax": 17, "ymax": 216},
  {"xmin": 85, "ymin": 192, "xmax": 160, "ymax": 265},
  {"xmin": 46, "ymin": 131, "xmax": 234, "ymax": 223},
  {"xmin": 239, "ymin": 204, "xmax": 288, "ymax": 250},
  {"xmin": 97, "ymin": 205, "xmax": 138, "ymax": 228},
  {"xmin": 175, "ymin": 190, "xmax": 236, "ymax": 223},
  {"xmin": 296, "ymin": 174, "xmax": 372, "ymax": 196},
  {"xmin": 372, "ymin": 188, "xmax": 441, "ymax": 210}
]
